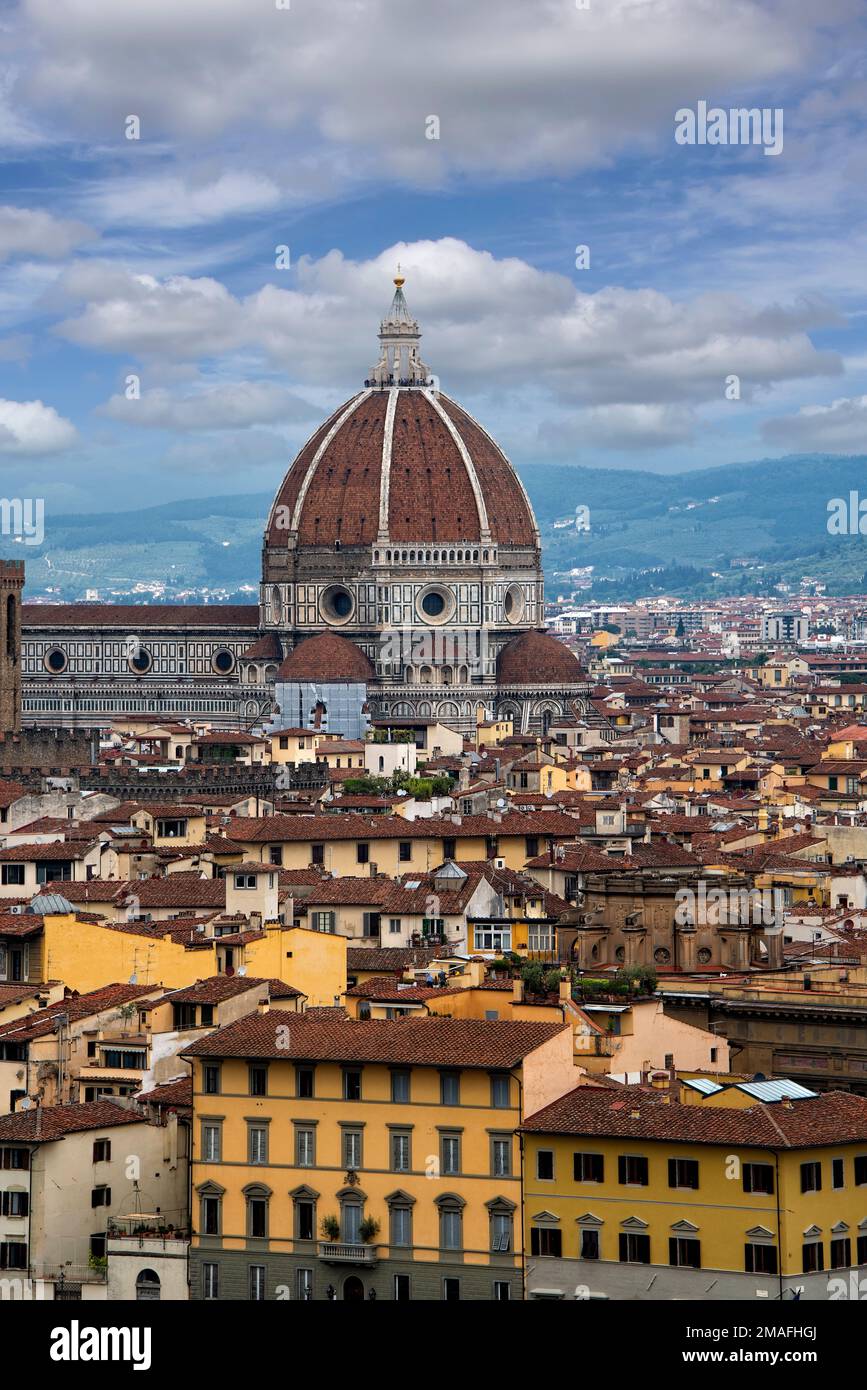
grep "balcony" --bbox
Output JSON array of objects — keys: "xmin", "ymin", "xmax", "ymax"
[{"xmin": 317, "ymin": 1242, "xmax": 379, "ymax": 1265}]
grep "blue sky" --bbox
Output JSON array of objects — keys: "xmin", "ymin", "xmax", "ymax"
[{"xmin": 1, "ymin": 0, "xmax": 867, "ymax": 513}]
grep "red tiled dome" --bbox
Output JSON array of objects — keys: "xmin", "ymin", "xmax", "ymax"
[
  {"xmin": 497, "ymin": 630, "xmax": 585, "ymax": 685},
  {"xmin": 275, "ymin": 632, "xmax": 374, "ymax": 683},
  {"xmin": 265, "ymin": 389, "xmax": 538, "ymax": 548}
]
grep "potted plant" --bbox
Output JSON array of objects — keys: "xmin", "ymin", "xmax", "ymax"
[
  {"xmin": 320, "ymin": 1214, "xmax": 340, "ymax": 1241},
  {"xmin": 359, "ymin": 1216, "xmax": 380, "ymax": 1244}
]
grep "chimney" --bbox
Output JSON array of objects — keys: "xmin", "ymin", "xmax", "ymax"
[{"xmin": 512, "ymin": 977, "xmax": 524, "ymax": 1004}]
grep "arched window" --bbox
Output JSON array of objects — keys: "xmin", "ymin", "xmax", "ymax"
[
  {"xmin": 6, "ymin": 594, "xmax": 15, "ymax": 661},
  {"xmin": 135, "ymin": 1269, "xmax": 160, "ymax": 1301}
]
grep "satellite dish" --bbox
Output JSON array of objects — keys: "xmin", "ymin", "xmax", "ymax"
[
  {"xmin": 496, "ymin": 798, "xmax": 506, "ymax": 808},
  {"xmin": 237, "ymin": 966, "xmax": 247, "ymax": 976},
  {"xmin": 128, "ymin": 973, "xmax": 138, "ymax": 985},
  {"xmin": 19, "ymin": 1097, "xmax": 32, "ymax": 1110}
]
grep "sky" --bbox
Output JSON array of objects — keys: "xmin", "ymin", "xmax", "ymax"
[{"xmin": 1, "ymin": 0, "xmax": 867, "ymax": 513}]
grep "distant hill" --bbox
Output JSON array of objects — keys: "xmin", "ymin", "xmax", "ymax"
[{"xmin": 4, "ymin": 454, "xmax": 867, "ymax": 601}]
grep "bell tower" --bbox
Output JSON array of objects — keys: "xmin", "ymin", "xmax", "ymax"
[{"xmin": 0, "ymin": 561, "xmax": 24, "ymax": 734}]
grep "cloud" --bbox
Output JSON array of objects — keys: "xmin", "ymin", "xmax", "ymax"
[
  {"xmin": 0, "ymin": 398, "xmax": 77, "ymax": 455},
  {"xmin": 98, "ymin": 380, "xmax": 318, "ymax": 430},
  {"xmin": 82, "ymin": 170, "xmax": 283, "ymax": 229},
  {"xmin": 17, "ymin": 0, "xmax": 829, "ymax": 180},
  {"xmin": 0, "ymin": 206, "xmax": 95, "ymax": 262},
  {"xmin": 762, "ymin": 394, "xmax": 867, "ymax": 452},
  {"xmin": 548, "ymin": 403, "xmax": 699, "ymax": 452},
  {"xmin": 56, "ymin": 240, "xmax": 843, "ymax": 415}
]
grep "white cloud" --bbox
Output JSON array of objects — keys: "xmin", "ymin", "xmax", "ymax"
[
  {"xmin": 99, "ymin": 380, "xmax": 317, "ymax": 430},
  {"xmin": 762, "ymin": 394, "xmax": 867, "ymax": 452},
  {"xmin": 82, "ymin": 170, "xmax": 282, "ymax": 230},
  {"xmin": 56, "ymin": 240, "xmax": 842, "ymax": 417},
  {"xmin": 0, "ymin": 206, "xmax": 94, "ymax": 262},
  {"xmin": 17, "ymin": 0, "xmax": 828, "ymax": 180},
  {"xmin": 0, "ymin": 398, "xmax": 77, "ymax": 454}
]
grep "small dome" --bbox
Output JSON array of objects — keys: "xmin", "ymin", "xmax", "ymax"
[
  {"xmin": 275, "ymin": 632, "xmax": 374, "ymax": 684},
  {"xmin": 497, "ymin": 630, "xmax": 585, "ymax": 685}
]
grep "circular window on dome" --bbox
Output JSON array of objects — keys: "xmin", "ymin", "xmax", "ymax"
[
  {"xmin": 212, "ymin": 648, "xmax": 236, "ymax": 675},
  {"xmin": 44, "ymin": 646, "xmax": 68, "ymax": 674},
  {"xmin": 319, "ymin": 584, "xmax": 355, "ymax": 625},
  {"xmin": 416, "ymin": 585, "xmax": 454, "ymax": 625},
  {"xmin": 128, "ymin": 646, "xmax": 153, "ymax": 674},
  {"xmin": 504, "ymin": 583, "xmax": 526, "ymax": 626},
  {"xmin": 654, "ymin": 947, "xmax": 671, "ymax": 964},
  {"xmin": 697, "ymin": 947, "xmax": 712, "ymax": 964}
]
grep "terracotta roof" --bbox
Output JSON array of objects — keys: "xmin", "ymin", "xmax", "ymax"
[
  {"xmin": 275, "ymin": 632, "xmax": 374, "ymax": 683},
  {"xmin": 0, "ymin": 1099, "xmax": 147, "ymax": 1143},
  {"xmin": 0, "ymin": 983, "xmax": 156, "ymax": 1044},
  {"xmin": 182, "ymin": 1012, "xmax": 568, "ymax": 1067},
  {"xmin": 21, "ymin": 604, "xmax": 258, "ymax": 628},
  {"xmin": 497, "ymin": 630, "xmax": 586, "ymax": 685},
  {"xmin": 0, "ymin": 780, "xmax": 27, "ymax": 808},
  {"xmin": 346, "ymin": 946, "xmax": 443, "ymax": 972},
  {"xmin": 136, "ymin": 1076, "xmax": 193, "ymax": 1108},
  {"xmin": 523, "ymin": 1084, "xmax": 867, "ymax": 1149}
]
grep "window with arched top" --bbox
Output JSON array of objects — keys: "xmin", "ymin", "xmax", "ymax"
[
  {"xmin": 6, "ymin": 594, "xmax": 16, "ymax": 661},
  {"xmin": 136, "ymin": 1269, "xmax": 160, "ymax": 1301}
]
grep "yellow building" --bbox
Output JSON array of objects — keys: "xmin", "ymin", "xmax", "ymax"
[
  {"xmin": 522, "ymin": 1082, "xmax": 867, "ymax": 1300},
  {"xmin": 183, "ymin": 1013, "xmax": 574, "ymax": 1300},
  {"xmin": 40, "ymin": 912, "xmax": 346, "ymax": 1007}
]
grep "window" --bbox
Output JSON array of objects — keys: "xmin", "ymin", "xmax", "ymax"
[
  {"xmin": 248, "ymin": 1064, "xmax": 268, "ymax": 1098},
  {"xmin": 833, "ymin": 1157, "xmax": 845, "ymax": 1189},
  {"xmin": 202, "ymin": 1263, "xmax": 219, "ymax": 1300},
  {"xmin": 802, "ymin": 1242, "xmax": 824, "ymax": 1273},
  {"xmin": 619, "ymin": 1233, "xmax": 651, "ymax": 1264},
  {"xmin": 574, "ymin": 1152, "xmax": 604, "ymax": 1183},
  {"xmin": 202, "ymin": 1194, "xmax": 221, "ymax": 1236},
  {"xmin": 668, "ymin": 1158, "xmax": 699, "ymax": 1190},
  {"xmin": 311, "ymin": 844, "xmax": 325, "ymax": 866},
  {"xmin": 295, "ymin": 1199, "xmax": 315, "ymax": 1242},
  {"xmin": 830, "ymin": 1236, "xmax": 851, "ymax": 1270},
  {"xmin": 440, "ymin": 1071, "xmax": 460, "ymax": 1106},
  {"xmin": 391, "ymin": 1131, "xmax": 411, "ymax": 1172},
  {"xmin": 391, "ymin": 1069, "xmax": 410, "ymax": 1104},
  {"xmin": 490, "ymin": 1073, "xmax": 510, "ymax": 1109},
  {"xmin": 442, "ymin": 1277, "xmax": 461, "ymax": 1301},
  {"xmin": 0, "ymin": 1150, "xmax": 28, "ymax": 1171},
  {"xmin": 491, "ymin": 1137, "xmax": 511, "ymax": 1178},
  {"xmin": 296, "ymin": 1268, "xmax": 313, "ymax": 1301},
  {"xmin": 399, "ymin": 842, "xmax": 412, "ymax": 862},
  {"xmin": 296, "ymin": 1066, "xmax": 314, "ymax": 1099},
  {"xmin": 441, "ymin": 1134, "xmax": 461, "ymax": 1176},
  {"xmin": 0, "ymin": 1191, "xmax": 28, "ymax": 1217},
  {"xmin": 249, "ymin": 1265, "xmax": 266, "ymax": 1301},
  {"xmin": 618, "ymin": 1155, "xmax": 649, "ymax": 1186},
  {"xmin": 343, "ymin": 1069, "xmax": 362, "ymax": 1101},
  {"xmin": 203, "ymin": 1064, "xmax": 221, "ymax": 1095},
  {"xmin": 531, "ymin": 1227, "xmax": 562, "ymax": 1257},
  {"xmin": 744, "ymin": 1243, "xmax": 777, "ymax": 1274},
  {"xmin": 357, "ymin": 843, "xmax": 370, "ymax": 865},
  {"xmin": 536, "ymin": 1149, "xmax": 554, "ymax": 1181},
  {"xmin": 858, "ymin": 1234, "xmax": 867, "ymax": 1266},
  {"xmin": 443, "ymin": 838, "xmax": 457, "ymax": 860},
  {"xmin": 91, "ymin": 1186, "xmax": 111, "ymax": 1208},
  {"xmin": 490, "ymin": 1211, "xmax": 512, "ymax": 1252},
  {"xmin": 474, "ymin": 925, "xmax": 512, "ymax": 952},
  {"xmin": 311, "ymin": 911, "xmax": 335, "ymax": 933},
  {"xmin": 202, "ymin": 1124, "xmax": 221, "ymax": 1163},
  {"xmin": 439, "ymin": 1206, "xmax": 463, "ymax": 1251},
  {"xmin": 743, "ymin": 1163, "xmax": 774, "ymax": 1195},
  {"xmin": 669, "ymin": 1237, "xmax": 701, "ymax": 1269},
  {"xmin": 295, "ymin": 1127, "xmax": 316, "ymax": 1167},
  {"xmin": 247, "ymin": 1196, "xmax": 268, "ymax": 1240},
  {"xmin": 389, "ymin": 918, "xmax": 402, "ymax": 936},
  {"xmin": 269, "ymin": 847, "xmax": 282, "ymax": 867},
  {"xmin": 390, "ymin": 1206, "xmax": 412, "ymax": 1248},
  {"xmin": 394, "ymin": 1273, "xmax": 411, "ymax": 1300},
  {"xmin": 854, "ymin": 1155, "xmax": 867, "ymax": 1185},
  {"xmin": 92, "ymin": 1139, "xmax": 111, "ymax": 1163},
  {"xmin": 248, "ymin": 1126, "xmax": 268, "ymax": 1166},
  {"xmin": 1, "ymin": 866, "xmax": 25, "ymax": 886},
  {"xmin": 800, "ymin": 1161, "xmax": 821, "ymax": 1194},
  {"xmin": 525, "ymin": 836, "xmax": 539, "ymax": 859},
  {"xmin": 341, "ymin": 1201, "xmax": 363, "ymax": 1244},
  {"xmin": 343, "ymin": 1129, "xmax": 363, "ymax": 1171},
  {"xmin": 580, "ymin": 1228, "xmax": 599, "ymax": 1260},
  {"xmin": 362, "ymin": 912, "xmax": 380, "ymax": 938}
]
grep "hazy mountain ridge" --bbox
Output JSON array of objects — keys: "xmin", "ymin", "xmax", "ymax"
[{"xmin": 4, "ymin": 455, "xmax": 867, "ymax": 601}]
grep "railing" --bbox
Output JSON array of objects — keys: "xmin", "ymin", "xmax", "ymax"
[{"xmin": 317, "ymin": 1242, "xmax": 378, "ymax": 1264}]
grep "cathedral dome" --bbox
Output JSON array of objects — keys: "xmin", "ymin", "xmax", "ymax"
[
  {"xmin": 265, "ymin": 278, "xmax": 538, "ymax": 550},
  {"xmin": 497, "ymin": 630, "xmax": 585, "ymax": 685},
  {"xmin": 275, "ymin": 631, "xmax": 374, "ymax": 683}
]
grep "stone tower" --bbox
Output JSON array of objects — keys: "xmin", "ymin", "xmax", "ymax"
[{"xmin": 0, "ymin": 561, "xmax": 24, "ymax": 734}]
